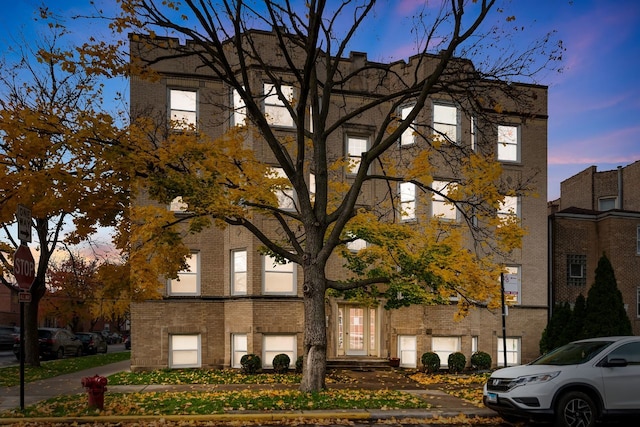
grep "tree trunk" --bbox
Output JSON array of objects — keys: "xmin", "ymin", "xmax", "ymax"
[
  {"xmin": 24, "ymin": 274, "xmax": 46, "ymax": 367},
  {"xmin": 299, "ymin": 263, "xmax": 327, "ymax": 392},
  {"xmin": 24, "ymin": 298, "xmax": 40, "ymax": 367}
]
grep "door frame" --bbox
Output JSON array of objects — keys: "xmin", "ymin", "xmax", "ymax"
[{"xmin": 336, "ymin": 303, "xmax": 379, "ymax": 357}]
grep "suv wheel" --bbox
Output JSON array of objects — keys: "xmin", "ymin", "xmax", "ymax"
[{"xmin": 556, "ymin": 391, "xmax": 597, "ymax": 427}]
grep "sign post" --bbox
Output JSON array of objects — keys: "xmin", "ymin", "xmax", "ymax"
[{"xmin": 15, "ymin": 206, "xmax": 34, "ymax": 410}]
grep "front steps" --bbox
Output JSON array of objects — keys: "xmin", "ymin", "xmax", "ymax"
[{"xmin": 327, "ymin": 357, "xmax": 393, "ymax": 370}]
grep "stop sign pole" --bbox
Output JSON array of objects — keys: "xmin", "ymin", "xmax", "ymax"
[{"xmin": 15, "ymin": 205, "xmax": 35, "ymax": 410}]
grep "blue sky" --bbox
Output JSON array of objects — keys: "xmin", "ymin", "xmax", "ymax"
[{"xmin": 2, "ymin": 0, "xmax": 639, "ymax": 201}]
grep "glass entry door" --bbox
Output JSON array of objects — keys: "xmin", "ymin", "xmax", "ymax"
[{"xmin": 337, "ymin": 304, "xmax": 378, "ymax": 356}]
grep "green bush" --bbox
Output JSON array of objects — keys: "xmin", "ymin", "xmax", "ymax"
[
  {"xmin": 295, "ymin": 355, "xmax": 304, "ymax": 373},
  {"xmin": 421, "ymin": 352, "xmax": 440, "ymax": 373},
  {"xmin": 272, "ymin": 353, "xmax": 291, "ymax": 374},
  {"xmin": 470, "ymin": 351, "xmax": 492, "ymax": 370},
  {"xmin": 448, "ymin": 352, "xmax": 466, "ymax": 373},
  {"xmin": 240, "ymin": 353, "xmax": 262, "ymax": 374}
]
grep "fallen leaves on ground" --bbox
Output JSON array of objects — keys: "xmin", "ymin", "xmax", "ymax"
[
  {"xmin": 410, "ymin": 372, "xmax": 490, "ymax": 407},
  {"xmin": 1, "ymin": 388, "xmax": 431, "ymax": 418}
]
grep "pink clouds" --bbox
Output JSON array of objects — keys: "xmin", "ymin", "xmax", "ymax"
[{"xmin": 549, "ymin": 126, "xmax": 640, "ymax": 166}]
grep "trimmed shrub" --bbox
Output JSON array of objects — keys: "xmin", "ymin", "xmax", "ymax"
[
  {"xmin": 240, "ymin": 353, "xmax": 262, "ymax": 374},
  {"xmin": 470, "ymin": 351, "xmax": 492, "ymax": 371},
  {"xmin": 421, "ymin": 352, "xmax": 440, "ymax": 374},
  {"xmin": 448, "ymin": 352, "xmax": 466, "ymax": 373},
  {"xmin": 272, "ymin": 353, "xmax": 291, "ymax": 374},
  {"xmin": 295, "ymin": 355, "xmax": 304, "ymax": 373}
]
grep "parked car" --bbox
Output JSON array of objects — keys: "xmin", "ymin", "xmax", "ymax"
[
  {"xmin": 13, "ymin": 328, "xmax": 84, "ymax": 360},
  {"xmin": 124, "ymin": 335, "xmax": 131, "ymax": 350},
  {"xmin": 483, "ymin": 336, "xmax": 640, "ymax": 426},
  {"xmin": 75, "ymin": 332, "xmax": 108, "ymax": 355},
  {"xmin": 108, "ymin": 332, "xmax": 122, "ymax": 344},
  {"xmin": 0, "ymin": 326, "xmax": 18, "ymax": 351}
]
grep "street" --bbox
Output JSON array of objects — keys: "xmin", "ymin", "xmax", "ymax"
[{"xmin": 0, "ymin": 343, "xmax": 125, "ymax": 367}]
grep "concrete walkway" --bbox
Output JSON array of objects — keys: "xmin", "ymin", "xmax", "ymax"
[{"xmin": 0, "ymin": 361, "xmax": 497, "ymax": 424}]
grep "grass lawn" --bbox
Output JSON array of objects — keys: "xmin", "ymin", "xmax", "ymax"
[
  {"xmin": 0, "ymin": 351, "xmax": 131, "ymax": 387},
  {"xmin": 0, "ymin": 357, "xmax": 490, "ymax": 419},
  {"xmin": 5, "ymin": 388, "xmax": 431, "ymax": 418}
]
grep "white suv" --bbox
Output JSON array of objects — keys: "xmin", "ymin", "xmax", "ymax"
[{"xmin": 483, "ymin": 336, "xmax": 640, "ymax": 427}]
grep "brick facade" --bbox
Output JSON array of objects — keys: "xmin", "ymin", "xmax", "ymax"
[
  {"xmin": 550, "ymin": 161, "xmax": 640, "ymax": 335},
  {"xmin": 129, "ymin": 30, "xmax": 549, "ymax": 371}
]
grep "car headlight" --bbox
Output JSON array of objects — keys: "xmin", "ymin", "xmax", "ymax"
[{"xmin": 509, "ymin": 371, "xmax": 560, "ymax": 389}]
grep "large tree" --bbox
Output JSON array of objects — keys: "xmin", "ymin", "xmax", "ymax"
[
  {"xmin": 39, "ymin": 254, "xmax": 131, "ymax": 332},
  {"xmin": 39, "ymin": 255, "xmax": 101, "ymax": 332},
  {"xmin": 103, "ymin": 0, "xmax": 561, "ymax": 391},
  {"xmin": 0, "ymin": 18, "xmax": 128, "ymax": 365}
]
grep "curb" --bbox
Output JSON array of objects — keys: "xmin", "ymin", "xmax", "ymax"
[{"xmin": 0, "ymin": 409, "xmax": 499, "ymax": 425}]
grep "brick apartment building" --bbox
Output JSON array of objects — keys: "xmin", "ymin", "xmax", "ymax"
[
  {"xmin": 128, "ymin": 30, "xmax": 549, "ymax": 371},
  {"xmin": 549, "ymin": 161, "xmax": 640, "ymax": 334}
]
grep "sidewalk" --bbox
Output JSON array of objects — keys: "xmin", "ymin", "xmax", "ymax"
[{"xmin": 0, "ymin": 361, "xmax": 497, "ymax": 424}]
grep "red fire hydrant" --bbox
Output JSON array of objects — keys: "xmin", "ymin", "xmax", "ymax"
[{"xmin": 81, "ymin": 375, "xmax": 108, "ymax": 410}]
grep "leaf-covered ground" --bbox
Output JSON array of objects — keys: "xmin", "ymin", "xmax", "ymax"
[
  {"xmin": 2, "ymin": 389, "xmax": 429, "ymax": 418},
  {"xmin": 1, "ymin": 362, "xmax": 493, "ymax": 422},
  {"xmin": 410, "ymin": 372, "xmax": 490, "ymax": 407}
]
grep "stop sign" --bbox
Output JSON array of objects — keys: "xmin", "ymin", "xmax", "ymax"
[{"xmin": 14, "ymin": 245, "xmax": 36, "ymax": 290}]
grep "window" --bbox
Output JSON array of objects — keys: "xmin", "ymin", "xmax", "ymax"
[
  {"xmin": 346, "ymin": 237, "xmax": 367, "ymax": 252},
  {"xmin": 502, "ymin": 265, "xmax": 521, "ymax": 305},
  {"xmin": 309, "ymin": 173, "xmax": 316, "ymax": 203},
  {"xmin": 433, "ymin": 103, "xmax": 458, "ymax": 143},
  {"xmin": 232, "ymin": 88, "xmax": 247, "ymax": 126},
  {"xmin": 264, "ymin": 83, "xmax": 294, "ymax": 127},
  {"xmin": 497, "ymin": 125, "xmax": 519, "ymax": 162},
  {"xmin": 399, "ymin": 104, "xmax": 416, "ymax": 146},
  {"xmin": 598, "ymin": 196, "xmax": 617, "ymax": 211},
  {"xmin": 607, "ymin": 342, "xmax": 640, "ymax": 365},
  {"xmin": 169, "ymin": 89, "xmax": 197, "ymax": 129},
  {"xmin": 432, "ymin": 180, "xmax": 457, "ymax": 220},
  {"xmin": 347, "ymin": 136, "xmax": 368, "ymax": 175},
  {"xmin": 270, "ymin": 167, "xmax": 296, "ymax": 210},
  {"xmin": 432, "ymin": 336, "xmax": 461, "ymax": 367},
  {"xmin": 169, "ymin": 334, "xmax": 201, "ymax": 368},
  {"xmin": 232, "ymin": 334, "xmax": 247, "ymax": 368},
  {"xmin": 498, "ymin": 196, "xmax": 520, "ymax": 221},
  {"xmin": 167, "ymin": 252, "xmax": 200, "ymax": 295},
  {"xmin": 637, "ymin": 226, "xmax": 640, "ymax": 255},
  {"xmin": 567, "ymin": 254, "xmax": 586, "ymax": 287},
  {"xmin": 263, "ymin": 335, "xmax": 296, "ymax": 368},
  {"xmin": 496, "ymin": 337, "xmax": 521, "ymax": 367},
  {"xmin": 263, "ymin": 255, "xmax": 296, "ymax": 294},
  {"xmin": 637, "ymin": 287, "xmax": 640, "ymax": 319},
  {"xmin": 471, "ymin": 336, "xmax": 479, "ymax": 354},
  {"xmin": 470, "ymin": 117, "xmax": 477, "ymax": 151},
  {"xmin": 231, "ymin": 249, "xmax": 247, "ymax": 295},
  {"xmin": 169, "ymin": 196, "xmax": 188, "ymax": 212},
  {"xmin": 399, "ymin": 182, "xmax": 416, "ymax": 221},
  {"xmin": 398, "ymin": 335, "xmax": 417, "ymax": 368}
]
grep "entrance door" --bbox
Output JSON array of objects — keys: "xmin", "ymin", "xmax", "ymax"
[{"xmin": 337, "ymin": 304, "xmax": 378, "ymax": 356}]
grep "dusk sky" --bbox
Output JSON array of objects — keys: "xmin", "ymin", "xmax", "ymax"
[{"xmin": 2, "ymin": 0, "xmax": 639, "ymax": 201}]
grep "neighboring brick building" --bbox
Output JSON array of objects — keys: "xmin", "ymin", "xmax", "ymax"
[
  {"xmin": 129, "ymin": 30, "xmax": 549, "ymax": 371},
  {"xmin": 549, "ymin": 161, "xmax": 640, "ymax": 335},
  {"xmin": 0, "ymin": 286, "xmax": 19, "ymax": 326}
]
